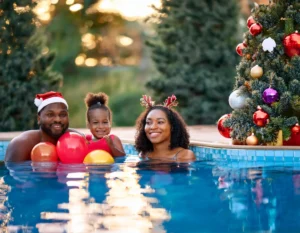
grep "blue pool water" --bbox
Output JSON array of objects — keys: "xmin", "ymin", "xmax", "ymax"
[{"xmin": 1, "ymin": 157, "xmax": 300, "ymax": 232}]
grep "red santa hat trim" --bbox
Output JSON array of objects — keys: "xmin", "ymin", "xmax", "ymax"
[{"xmin": 34, "ymin": 91, "xmax": 68, "ymax": 113}]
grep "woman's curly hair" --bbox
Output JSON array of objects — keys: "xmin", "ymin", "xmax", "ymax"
[
  {"xmin": 84, "ymin": 92, "xmax": 112, "ymax": 123},
  {"xmin": 135, "ymin": 105, "xmax": 190, "ymax": 154}
]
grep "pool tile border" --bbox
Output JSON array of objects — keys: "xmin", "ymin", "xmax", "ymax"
[{"xmin": 1, "ymin": 140, "xmax": 300, "ymax": 162}]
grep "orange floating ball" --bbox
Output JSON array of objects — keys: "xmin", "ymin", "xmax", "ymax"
[
  {"xmin": 84, "ymin": 150, "xmax": 114, "ymax": 164},
  {"xmin": 31, "ymin": 142, "xmax": 58, "ymax": 162}
]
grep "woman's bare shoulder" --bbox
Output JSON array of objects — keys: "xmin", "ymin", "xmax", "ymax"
[{"xmin": 176, "ymin": 149, "xmax": 196, "ymax": 162}]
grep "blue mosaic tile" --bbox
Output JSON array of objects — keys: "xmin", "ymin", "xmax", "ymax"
[
  {"xmin": 256, "ymin": 150, "xmax": 265, "ymax": 157},
  {"xmin": 256, "ymin": 155, "xmax": 265, "ymax": 162},
  {"xmin": 274, "ymin": 156, "xmax": 284, "ymax": 162},
  {"xmin": 284, "ymin": 156, "xmax": 294, "ymax": 162},
  {"xmin": 294, "ymin": 157, "xmax": 300, "ymax": 162},
  {"xmin": 275, "ymin": 150, "xmax": 284, "ymax": 157},
  {"xmin": 294, "ymin": 150, "xmax": 300, "ymax": 157},
  {"xmin": 265, "ymin": 156, "xmax": 274, "ymax": 162},
  {"xmin": 284, "ymin": 150, "xmax": 294, "ymax": 157},
  {"xmin": 247, "ymin": 150, "xmax": 256, "ymax": 156},
  {"xmin": 265, "ymin": 150, "xmax": 275, "ymax": 157},
  {"xmin": 239, "ymin": 150, "xmax": 247, "ymax": 156}
]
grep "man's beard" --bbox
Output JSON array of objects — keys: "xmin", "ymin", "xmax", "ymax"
[{"xmin": 40, "ymin": 123, "xmax": 69, "ymax": 140}]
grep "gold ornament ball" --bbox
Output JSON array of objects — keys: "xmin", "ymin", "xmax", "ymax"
[
  {"xmin": 246, "ymin": 54, "xmax": 251, "ymax": 60},
  {"xmin": 250, "ymin": 65, "xmax": 263, "ymax": 79},
  {"xmin": 246, "ymin": 133, "xmax": 259, "ymax": 145}
]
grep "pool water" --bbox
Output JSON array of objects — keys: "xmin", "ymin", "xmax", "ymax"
[{"xmin": 1, "ymin": 157, "xmax": 300, "ymax": 233}]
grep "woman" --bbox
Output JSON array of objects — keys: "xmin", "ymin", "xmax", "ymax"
[{"xmin": 135, "ymin": 95, "xmax": 195, "ymax": 163}]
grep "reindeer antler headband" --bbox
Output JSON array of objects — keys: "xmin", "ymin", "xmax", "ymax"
[{"xmin": 140, "ymin": 94, "xmax": 178, "ymax": 109}]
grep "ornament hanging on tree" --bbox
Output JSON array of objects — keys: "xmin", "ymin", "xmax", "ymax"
[
  {"xmin": 262, "ymin": 37, "xmax": 276, "ymax": 52},
  {"xmin": 246, "ymin": 133, "xmax": 259, "ymax": 145},
  {"xmin": 292, "ymin": 123, "xmax": 300, "ymax": 135},
  {"xmin": 247, "ymin": 16, "xmax": 256, "ymax": 28},
  {"xmin": 217, "ymin": 114, "xmax": 231, "ymax": 138},
  {"xmin": 253, "ymin": 106, "xmax": 269, "ymax": 127},
  {"xmin": 283, "ymin": 32, "xmax": 300, "ymax": 57},
  {"xmin": 236, "ymin": 43, "xmax": 247, "ymax": 56},
  {"xmin": 250, "ymin": 65, "xmax": 263, "ymax": 79},
  {"xmin": 228, "ymin": 89, "xmax": 248, "ymax": 109},
  {"xmin": 284, "ymin": 124, "xmax": 300, "ymax": 146},
  {"xmin": 252, "ymin": 52, "xmax": 258, "ymax": 61},
  {"xmin": 262, "ymin": 87, "xmax": 279, "ymax": 104},
  {"xmin": 249, "ymin": 23, "xmax": 262, "ymax": 36},
  {"xmin": 244, "ymin": 81, "xmax": 251, "ymax": 91}
]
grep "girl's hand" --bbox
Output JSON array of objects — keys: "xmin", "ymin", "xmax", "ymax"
[{"xmin": 103, "ymin": 135, "xmax": 113, "ymax": 147}]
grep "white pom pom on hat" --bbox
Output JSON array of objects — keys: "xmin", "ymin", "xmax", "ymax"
[{"xmin": 34, "ymin": 91, "xmax": 68, "ymax": 113}]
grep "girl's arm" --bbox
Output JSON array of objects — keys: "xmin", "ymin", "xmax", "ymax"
[{"xmin": 103, "ymin": 135, "xmax": 126, "ymax": 157}]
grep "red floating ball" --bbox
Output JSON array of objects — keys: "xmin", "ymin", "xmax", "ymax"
[
  {"xmin": 31, "ymin": 142, "xmax": 58, "ymax": 162},
  {"xmin": 56, "ymin": 132, "xmax": 88, "ymax": 164},
  {"xmin": 217, "ymin": 114, "xmax": 231, "ymax": 138},
  {"xmin": 249, "ymin": 23, "xmax": 262, "ymax": 36}
]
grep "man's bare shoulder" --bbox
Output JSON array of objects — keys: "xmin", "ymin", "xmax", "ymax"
[{"xmin": 10, "ymin": 130, "xmax": 40, "ymax": 144}]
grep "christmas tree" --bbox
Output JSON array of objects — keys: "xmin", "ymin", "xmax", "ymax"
[
  {"xmin": 0, "ymin": 1, "xmax": 62, "ymax": 131},
  {"xmin": 146, "ymin": 0, "xmax": 240, "ymax": 124},
  {"xmin": 222, "ymin": 0, "xmax": 300, "ymax": 145}
]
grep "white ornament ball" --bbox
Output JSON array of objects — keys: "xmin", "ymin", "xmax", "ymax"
[
  {"xmin": 262, "ymin": 37, "xmax": 276, "ymax": 52},
  {"xmin": 228, "ymin": 89, "xmax": 248, "ymax": 109}
]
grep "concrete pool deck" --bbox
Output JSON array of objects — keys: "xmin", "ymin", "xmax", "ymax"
[{"xmin": 0, "ymin": 125, "xmax": 227, "ymax": 143}]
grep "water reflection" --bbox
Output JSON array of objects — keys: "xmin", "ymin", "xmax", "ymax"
[
  {"xmin": 3, "ymin": 160, "xmax": 300, "ymax": 232},
  {"xmin": 37, "ymin": 163, "xmax": 169, "ymax": 232}
]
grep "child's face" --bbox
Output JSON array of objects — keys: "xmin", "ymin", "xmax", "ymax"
[{"xmin": 87, "ymin": 108, "xmax": 111, "ymax": 139}]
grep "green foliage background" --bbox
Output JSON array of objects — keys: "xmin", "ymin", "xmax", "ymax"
[
  {"xmin": 146, "ymin": 0, "xmax": 241, "ymax": 124},
  {"xmin": 60, "ymin": 67, "xmax": 145, "ymax": 128},
  {"xmin": 0, "ymin": 0, "xmax": 62, "ymax": 131}
]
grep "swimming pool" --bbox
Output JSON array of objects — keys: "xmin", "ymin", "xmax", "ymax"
[{"xmin": 1, "ymin": 155, "xmax": 300, "ymax": 233}]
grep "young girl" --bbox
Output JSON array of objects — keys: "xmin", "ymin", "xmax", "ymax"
[
  {"xmin": 84, "ymin": 92, "xmax": 125, "ymax": 157},
  {"xmin": 135, "ymin": 95, "xmax": 195, "ymax": 162}
]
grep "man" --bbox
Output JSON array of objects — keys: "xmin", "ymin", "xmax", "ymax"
[{"xmin": 5, "ymin": 91, "xmax": 70, "ymax": 162}]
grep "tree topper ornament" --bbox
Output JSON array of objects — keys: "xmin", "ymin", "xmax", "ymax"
[{"xmin": 262, "ymin": 37, "xmax": 276, "ymax": 52}]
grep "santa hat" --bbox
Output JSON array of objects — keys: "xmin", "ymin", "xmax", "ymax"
[{"xmin": 34, "ymin": 91, "xmax": 68, "ymax": 113}]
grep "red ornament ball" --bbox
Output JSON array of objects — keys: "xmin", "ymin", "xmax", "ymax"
[
  {"xmin": 247, "ymin": 16, "xmax": 256, "ymax": 28},
  {"xmin": 217, "ymin": 114, "xmax": 231, "ymax": 138},
  {"xmin": 253, "ymin": 107, "xmax": 269, "ymax": 127},
  {"xmin": 236, "ymin": 43, "xmax": 247, "ymax": 56},
  {"xmin": 31, "ymin": 142, "xmax": 58, "ymax": 162},
  {"xmin": 292, "ymin": 124, "xmax": 300, "ymax": 135},
  {"xmin": 249, "ymin": 23, "xmax": 262, "ymax": 36},
  {"xmin": 283, "ymin": 32, "xmax": 300, "ymax": 57}
]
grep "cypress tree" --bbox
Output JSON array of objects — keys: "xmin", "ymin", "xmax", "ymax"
[
  {"xmin": 147, "ymin": 0, "xmax": 240, "ymax": 124},
  {"xmin": 0, "ymin": 0, "xmax": 62, "ymax": 131}
]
